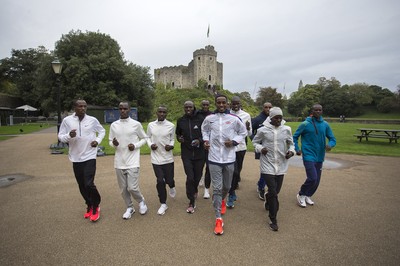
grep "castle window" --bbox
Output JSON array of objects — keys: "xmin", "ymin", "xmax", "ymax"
[
  {"xmin": 198, "ymin": 57, "xmax": 200, "ymax": 60},
  {"xmin": 210, "ymin": 57, "xmax": 212, "ymax": 60},
  {"xmin": 172, "ymin": 82, "xmax": 175, "ymax": 87},
  {"xmin": 209, "ymin": 75, "xmax": 211, "ymax": 81}
]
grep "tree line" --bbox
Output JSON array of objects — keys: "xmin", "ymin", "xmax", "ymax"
[{"xmin": 254, "ymin": 78, "xmax": 400, "ymax": 118}]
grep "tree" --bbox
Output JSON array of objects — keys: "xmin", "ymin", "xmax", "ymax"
[
  {"xmin": 119, "ymin": 63, "xmax": 154, "ymax": 121},
  {"xmin": 255, "ymin": 87, "xmax": 284, "ymax": 108},
  {"xmin": 54, "ymin": 30, "xmax": 154, "ymax": 121},
  {"xmin": 54, "ymin": 30, "xmax": 124, "ymax": 108},
  {"xmin": 320, "ymin": 85, "xmax": 353, "ymax": 117},
  {"xmin": 377, "ymin": 97, "xmax": 396, "ymax": 113},
  {"xmin": 236, "ymin": 91, "xmax": 254, "ymax": 105},
  {"xmin": 0, "ymin": 46, "xmax": 50, "ymax": 107},
  {"xmin": 346, "ymin": 83, "xmax": 373, "ymax": 106},
  {"xmin": 287, "ymin": 84, "xmax": 322, "ymax": 117}
]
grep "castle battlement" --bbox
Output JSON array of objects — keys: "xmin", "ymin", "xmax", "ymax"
[{"xmin": 193, "ymin": 45, "xmax": 217, "ymax": 57}]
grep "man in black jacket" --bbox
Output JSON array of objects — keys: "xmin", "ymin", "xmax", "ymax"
[{"xmin": 176, "ymin": 100, "xmax": 206, "ymax": 213}]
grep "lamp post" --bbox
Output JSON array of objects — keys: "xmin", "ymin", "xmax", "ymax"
[{"xmin": 51, "ymin": 58, "xmax": 63, "ymax": 152}]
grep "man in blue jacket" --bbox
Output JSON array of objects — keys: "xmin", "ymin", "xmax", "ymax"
[{"xmin": 293, "ymin": 104, "xmax": 336, "ymax": 208}]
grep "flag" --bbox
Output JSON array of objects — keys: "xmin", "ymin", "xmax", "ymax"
[{"xmin": 207, "ymin": 24, "xmax": 210, "ymax": 38}]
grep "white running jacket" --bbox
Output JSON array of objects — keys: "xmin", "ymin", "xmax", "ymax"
[
  {"xmin": 58, "ymin": 113, "xmax": 106, "ymax": 163},
  {"xmin": 201, "ymin": 112, "xmax": 247, "ymax": 164},
  {"xmin": 252, "ymin": 118, "xmax": 295, "ymax": 175}
]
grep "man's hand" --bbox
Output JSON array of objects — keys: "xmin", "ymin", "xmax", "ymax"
[
  {"xmin": 246, "ymin": 120, "xmax": 250, "ymax": 131},
  {"xmin": 224, "ymin": 140, "xmax": 234, "ymax": 148},
  {"xmin": 325, "ymin": 145, "xmax": 332, "ymax": 151},
  {"xmin": 69, "ymin": 129, "xmax": 77, "ymax": 138},
  {"xmin": 112, "ymin": 137, "xmax": 119, "ymax": 146},
  {"xmin": 128, "ymin": 143, "xmax": 135, "ymax": 151},
  {"xmin": 285, "ymin": 151, "xmax": 294, "ymax": 159},
  {"xmin": 261, "ymin": 147, "xmax": 268, "ymax": 155},
  {"xmin": 191, "ymin": 139, "xmax": 200, "ymax": 147},
  {"xmin": 151, "ymin": 144, "xmax": 158, "ymax": 150},
  {"xmin": 165, "ymin": 145, "xmax": 173, "ymax": 151},
  {"xmin": 296, "ymin": 150, "xmax": 302, "ymax": 156},
  {"xmin": 90, "ymin": 141, "xmax": 98, "ymax": 147},
  {"xmin": 178, "ymin": 135, "xmax": 184, "ymax": 143},
  {"xmin": 204, "ymin": 141, "xmax": 210, "ymax": 151}
]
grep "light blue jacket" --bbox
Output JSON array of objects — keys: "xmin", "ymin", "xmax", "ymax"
[{"xmin": 293, "ymin": 116, "xmax": 336, "ymax": 162}]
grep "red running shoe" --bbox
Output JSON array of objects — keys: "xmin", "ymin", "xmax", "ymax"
[
  {"xmin": 221, "ymin": 199, "xmax": 226, "ymax": 215},
  {"xmin": 90, "ymin": 206, "xmax": 100, "ymax": 222},
  {"xmin": 84, "ymin": 206, "xmax": 92, "ymax": 219},
  {"xmin": 214, "ymin": 218, "xmax": 224, "ymax": 235}
]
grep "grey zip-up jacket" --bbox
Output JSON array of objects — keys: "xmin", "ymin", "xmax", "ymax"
[{"xmin": 252, "ymin": 118, "xmax": 295, "ymax": 175}]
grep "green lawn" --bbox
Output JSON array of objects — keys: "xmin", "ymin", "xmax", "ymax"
[
  {"xmin": 0, "ymin": 123, "xmax": 52, "ymax": 134},
  {"xmin": 1, "ymin": 122, "xmax": 399, "ymax": 157},
  {"xmin": 286, "ymin": 122, "xmax": 400, "ymax": 157}
]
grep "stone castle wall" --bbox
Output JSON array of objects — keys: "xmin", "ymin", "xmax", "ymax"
[{"xmin": 154, "ymin": 45, "xmax": 223, "ymax": 89}]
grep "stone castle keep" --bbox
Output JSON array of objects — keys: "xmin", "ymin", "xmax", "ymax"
[{"xmin": 154, "ymin": 45, "xmax": 223, "ymax": 89}]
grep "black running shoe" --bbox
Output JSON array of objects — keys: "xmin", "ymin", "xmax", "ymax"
[
  {"xmin": 258, "ymin": 189, "xmax": 265, "ymax": 200},
  {"xmin": 269, "ymin": 222, "xmax": 278, "ymax": 231}
]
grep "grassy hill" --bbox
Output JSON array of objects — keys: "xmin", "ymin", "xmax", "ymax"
[{"xmin": 152, "ymin": 86, "xmax": 259, "ymax": 121}]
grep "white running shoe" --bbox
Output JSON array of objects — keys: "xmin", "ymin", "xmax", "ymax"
[
  {"xmin": 139, "ymin": 201, "xmax": 148, "ymax": 215},
  {"xmin": 169, "ymin": 187, "xmax": 176, "ymax": 198},
  {"xmin": 157, "ymin": 204, "xmax": 168, "ymax": 215},
  {"xmin": 203, "ymin": 188, "xmax": 210, "ymax": 199},
  {"xmin": 122, "ymin": 207, "xmax": 134, "ymax": 219},
  {"xmin": 305, "ymin": 196, "xmax": 314, "ymax": 205},
  {"xmin": 297, "ymin": 194, "xmax": 306, "ymax": 208}
]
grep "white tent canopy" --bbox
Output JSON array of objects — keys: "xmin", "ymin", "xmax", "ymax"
[{"xmin": 16, "ymin": 105, "xmax": 38, "ymax": 112}]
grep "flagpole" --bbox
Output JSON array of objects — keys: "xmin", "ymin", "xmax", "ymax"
[{"xmin": 207, "ymin": 24, "xmax": 210, "ymax": 45}]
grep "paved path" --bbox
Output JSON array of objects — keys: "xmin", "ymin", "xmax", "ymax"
[{"xmin": 0, "ymin": 128, "xmax": 399, "ymax": 265}]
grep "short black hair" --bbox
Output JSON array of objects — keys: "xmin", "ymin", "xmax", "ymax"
[{"xmin": 215, "ymin": 94, "xmax": 227, "ymax": 102}]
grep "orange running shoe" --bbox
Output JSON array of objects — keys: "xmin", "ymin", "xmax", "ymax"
[
  {"xmin": 84, "ymin": 206, "xmax": 92, "ymax": 219},
  {"xmin": 221, "ymin": 199, "xmax": 226, "ymax": 215},
  {"xmin": 214, "ymin": 218, "xmax": 224, "ymax": 235},
  {"xmin": 90, "ymin": 206, "xmax": 100, "ymax": 222}
]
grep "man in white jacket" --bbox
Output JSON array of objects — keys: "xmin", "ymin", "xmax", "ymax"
[
  {"xmin": 252, "ymin": 107, "xmax": 295, "ymax": 231},
  {"xmin": 109, "ymin": 101, "xmax": 149, "ymax": 220},
  {"xmin": 58, "ymin": 99, "xmax": 105, "ymax": 222},
  {"xmin": 201, "ymin": 95, "xmax": 247, "ymax": 235},
  {"xmin": 146, "ymin": 105, "xmax": 176, "ymax": 215}
]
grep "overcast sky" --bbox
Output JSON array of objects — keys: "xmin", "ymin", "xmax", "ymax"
[{"xmin": 1, "ymin": 0, "xmax": 399, "ymax": 97}]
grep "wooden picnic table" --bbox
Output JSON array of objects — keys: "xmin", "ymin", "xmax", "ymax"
[{"xmin": 354, "ymin": 128, "xmax": 400, "ymax": 143}]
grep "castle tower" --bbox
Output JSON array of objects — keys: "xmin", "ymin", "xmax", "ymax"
[
  {"xmin": 154, "ymin": 45, "xmax": 223, "ymax": 89},
  {"xmin": 193, "ymin": 45, "xmax": 222, "ymax": 88}
]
